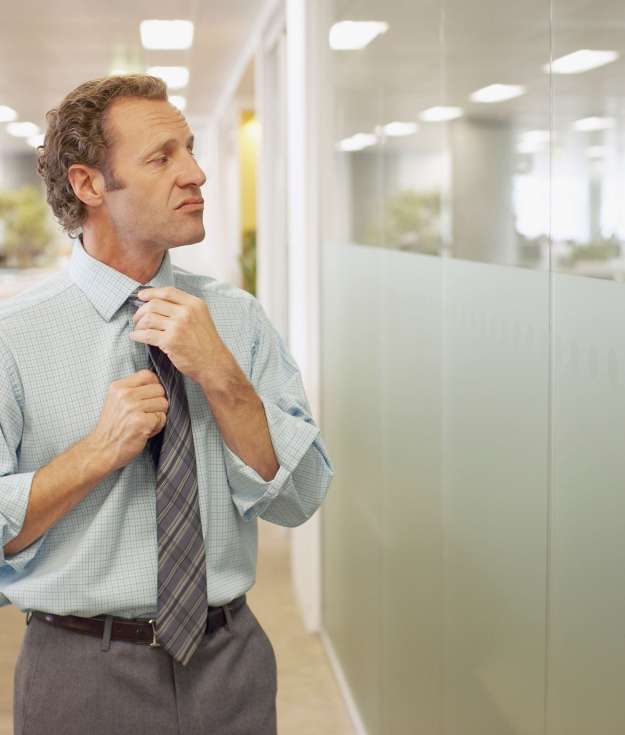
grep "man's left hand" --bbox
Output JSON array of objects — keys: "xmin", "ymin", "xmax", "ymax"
[{"xmin": 129, "ymin": 286, "xmax": 234, "ymax": 385}]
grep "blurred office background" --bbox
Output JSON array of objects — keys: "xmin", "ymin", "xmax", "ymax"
[{"xmin": 2, "ymin": 0, "xmax": 625, "ymax": 733}]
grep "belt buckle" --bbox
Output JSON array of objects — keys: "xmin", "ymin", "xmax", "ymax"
[{"xmin": 147, "ymin": 619, "xmax": 161, "ymax": 648}]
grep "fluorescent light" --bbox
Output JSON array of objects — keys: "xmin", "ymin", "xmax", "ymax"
[
  {"xmin": 545, "ymin": 49, "xmax": 619, "ymax": 74},
  {"xmin": 419, "ymin": 106, "xmax": 463, "ymax": 122},
  {"xmin": 573, "ymin": 116, "xmax": 615, "ymax": 132},
  {"xmin": 146, "ymin": 66, "xmax": 189, "ymax": 89},
  {"xmin": 587, "ymin": 145, "xmax": 606, "ymax": 159},
  {"xmin": 336, "ymin": 133, "xmax": 377, "ymax": 151},
  {"xmin": 0, "ymin": 105, "xmax": 17, "ymax": 123},
  {"xmin": 329, "ymin": 21, "xmax": 389, "ymax": 50},
  {"xmin": 27, "ymin": 134, "xmax": 45, "ymax": 148},
  {"xmin": 470, "ymin": 84, "xmax": 526, "ymax": 103},
  {"xmin": 140, "ymin": 20, "xmax": 194, "ymax": 50},
  {"xmin": 169, "ymin": 95, "xmax": 187, "ymax": 112},
  {"xmin": 6, "ymin": 121, "xmax": 40, "ymax": 137},
  {"xmin": 383, "ymin": 121, "xmax": 418, "ymax": 136}
]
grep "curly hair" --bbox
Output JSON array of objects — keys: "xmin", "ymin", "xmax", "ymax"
[{"xmin": 36, "ymin": 74, "xmax": 168, "ymax": 237}]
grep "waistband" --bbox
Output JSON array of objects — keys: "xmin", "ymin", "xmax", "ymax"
[{"xmin": 28, "ymin": 594, "xmax": 247, "ymax": 647}]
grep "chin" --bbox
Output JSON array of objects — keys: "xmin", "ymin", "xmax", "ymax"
[{"xmin": 169, "ymin": 226, "xmax": 205, "ymax": 248}]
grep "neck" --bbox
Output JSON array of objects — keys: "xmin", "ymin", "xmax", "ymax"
[{"xmin": 80, "ymin": 225, "xmax": 165, "ymax": 285}]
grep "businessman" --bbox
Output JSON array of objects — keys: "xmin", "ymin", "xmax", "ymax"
[{"xmin": 0, "ymin": 74, "xmax": 334, "ymax": 734}]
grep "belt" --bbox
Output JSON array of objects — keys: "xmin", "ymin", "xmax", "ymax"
[{"xmin": 28, "ymin": 595, "xmax": 246, "ymax": 647}]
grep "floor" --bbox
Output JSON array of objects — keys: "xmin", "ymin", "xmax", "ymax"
[{"xmin": 0, "ymin": 519, "xmax": 355, "ymax": 735}]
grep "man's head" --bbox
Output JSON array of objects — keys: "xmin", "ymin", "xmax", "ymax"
[{"xmin": 37, "ymin": 74, "xmax": 206, "ymax": 248}]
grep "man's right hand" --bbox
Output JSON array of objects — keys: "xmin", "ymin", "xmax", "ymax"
[{"xmin": 90, "ymin": 369, "xmax": 169, "ymax": 472}]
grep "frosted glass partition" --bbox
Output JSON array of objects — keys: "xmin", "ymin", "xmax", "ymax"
[
  {"xmin": 443, "ymin": 260, "xmax": 549, "ymax": 734},
  {"xmin": 319, "ymin": 0, "xmax": 625, "ymax": 733},
  {"xmin": 548, "ymin": 274, "xmax": 625, "ymax": 734}
]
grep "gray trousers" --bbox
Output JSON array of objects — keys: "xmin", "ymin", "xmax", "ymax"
[{"xmin": 13, "ymin": 601, "xmax": 277, "ymax": 735}]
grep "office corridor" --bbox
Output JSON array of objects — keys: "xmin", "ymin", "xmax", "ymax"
[{"xmin": 0, "ymin": 520, "xmax": 354, "ymax": 735}]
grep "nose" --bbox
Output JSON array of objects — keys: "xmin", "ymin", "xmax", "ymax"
[{"xmin": 177, "ymin": 151, "xmax": 207, "ymax": 189}]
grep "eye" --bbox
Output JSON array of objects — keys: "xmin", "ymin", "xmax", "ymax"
[{"xmin": 152, "ymin": 155, "xmax": 168, "ymax": 165}]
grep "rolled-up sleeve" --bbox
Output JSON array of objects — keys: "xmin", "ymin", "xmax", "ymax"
[
  {"xmin": 0, "ymin": 334, "xmax": 44, "ymax": 573},
  {"xmin": 223, "ymin": 299, "xmax": 335, "ymax": 526}
]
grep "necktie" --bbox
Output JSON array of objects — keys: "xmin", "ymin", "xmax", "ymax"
[{"xmin": 128, "ymin": 291, "xmax": 208, "ymax": 666}]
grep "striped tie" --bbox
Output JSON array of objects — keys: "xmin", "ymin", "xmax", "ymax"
[{"xmin": 128, "ymin": 292, "xmax": 208, "ymax": 666}]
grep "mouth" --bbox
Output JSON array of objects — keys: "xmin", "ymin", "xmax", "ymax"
[{"xmin": 176, "ymin": 199, "xmax": 204, "ymax": 211}]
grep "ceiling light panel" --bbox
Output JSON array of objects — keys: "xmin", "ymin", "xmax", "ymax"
[
  {"xmin": 383, "ymin": 121, "xmax": 418, "ymax": 136},
  {"xmin": 337, "ymin": 133, "xmax": 377, "ymax": 151},
  {"xmin": 329, "ymin": 21, "xmax": 389, "ymax": 50},
  {"xmin": 140, "ymin": 20, "xmax": 194, "ymax": 50},
  {"xmin": 419, "ymin": 106, "xmax": 463, "ymax": 122},
  {"xmin": 0, "ymin": 105, "xmax": 17, "ymax": 123},
  {"xmin": 146, "ymin": 66, "xmax": 189, "ymax": 89},
  {"xmin": 470, "ymin": 84, "xmax": 526, "ymax": 103},
  {"xmin": 545, "ymin": 49, "xmax": 619, "ymax": 74},
  {"xmin": 6, "ymin": 122, "xmax": 40, "ymax": 137},
  {"xmin": 573, "ymin": 116, "xmax": 615, "ymax": 132}
]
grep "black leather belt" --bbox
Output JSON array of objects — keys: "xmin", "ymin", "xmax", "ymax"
[{"xmin": 28, "ymin": 595, "xmax": 246, "ymax": 647}]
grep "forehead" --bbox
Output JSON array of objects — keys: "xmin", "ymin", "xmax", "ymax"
[{"xmin": 106, "ymin": 97, "xmax": 191, "ymax": 149}]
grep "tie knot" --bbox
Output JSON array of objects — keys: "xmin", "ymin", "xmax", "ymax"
[{"xmin": 127, "ymin": 291, "xmax": 143, "ymax": 311}]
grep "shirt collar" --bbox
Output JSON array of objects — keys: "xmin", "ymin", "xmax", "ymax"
[{"xmin": 67, "ymin": 237, "xmax": 175, "ymax": 321}]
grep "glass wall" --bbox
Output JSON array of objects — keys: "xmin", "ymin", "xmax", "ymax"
[{"xmin": 319, "ymin": 1, "xmax": 625, "ymax": 733}]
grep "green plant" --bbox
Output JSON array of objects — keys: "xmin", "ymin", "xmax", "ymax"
[
  {"xmin": 365, "ymin": 189, "xmax": 442, "ymax": 254},
  {"xmin": 0, "ymin": 185, "xmax": 56, "ymax": 267},
  {"xmin": 239, "ymin": 228, "xmax": 257, "ymax": 296}
]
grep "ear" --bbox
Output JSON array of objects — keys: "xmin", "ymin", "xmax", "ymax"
[{"xmin": 67, "ymin": 164, "xmax": 105, "ymax": 208}]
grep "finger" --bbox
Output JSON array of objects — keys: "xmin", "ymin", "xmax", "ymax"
[
  {"xmin": 136, "ymin": 286, "xmax": 195, "ymax": 307},
  {"xmin": 141, "ymin": 397, "xmax": 169, "ymax": 413},
  {"xmin": 123, "ymin": 369, "xmax": 160, "ymax": 386},
  {"xmin": 132, "ymin": 313, "xmax": 169, "ymax": 332},
  {"xmin": 132, "ymin": 298, "xmax": 180, "ymax": 322},
  {"xmin": 135, "ymin": 383, "xmax": 166, "ymax": 400},
  {"xmin": 129, "ymin": 328, "xmax": 165, "ymax": 347}
]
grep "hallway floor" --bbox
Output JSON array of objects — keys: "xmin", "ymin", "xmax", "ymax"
[{"xmin": 0, "ymin": 520, "xmax": 354, "ymax": 735}]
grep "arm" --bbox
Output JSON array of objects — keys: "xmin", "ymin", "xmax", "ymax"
[
  {"xmin": 3, "ymin": 436, "xmax": 115, "ymax": 560},
  {"xmin": 201, "ymin": 298, "xmax": 335, "ymax": 526},
  {"xmin": 0, "ymin": 334, "xmax": 116, "ymax": 568}
]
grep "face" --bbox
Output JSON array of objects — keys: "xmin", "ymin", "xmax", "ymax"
[{"xmin": 100, "ymin": 97, "xmax": 207, "ymax": 248}]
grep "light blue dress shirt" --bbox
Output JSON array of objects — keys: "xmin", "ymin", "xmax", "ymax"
[{"xmin": 0, "ymin": 240, "xmax": 334, "ymax": 618}]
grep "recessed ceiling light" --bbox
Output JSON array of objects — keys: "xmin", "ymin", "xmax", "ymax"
[
  {"xmin": 545, "ymin": 49, "xmax": 619, "ymax": 74},
  {"xmin": 6, "ymin": 121, "xmax": 40, "ymax": 137},
  {"xmin": 140, "ymin": 20, "xmax": 194, "ymax": 50},
  {"xmin": 573, "ymin": 116, "xmax": 615, "ymax": 132},
  {"xmin": 419, "ymin": 106, "xmax": 463, "ymax": 122},
  {"xmin": 470, "ymin": 84, "xmax": 526, "ymax": 103},
  {"xmin": 329, "ymin": 21, "xmax": 389, "ymax": 50},
  {"xmin": 169, "ymin": 95, "xmax": 187, "ymax": 112},
  {"xmin": 336, "ymin": 133, "xmax": 377, "ymax": 151},
  {"xmin": 0, "ymin": 105, "xmax": 17, "ymax": 123},
  {"xmin": 146, "ymin": 66, "xmax": 189, "ymax": 89},
  {"xmin": 27, "ymin": 134, "xmax": 45, "ymax": 148},
  {"xmin": 383, "ymin": 121, "xmax": 418, "ymax": 136}
]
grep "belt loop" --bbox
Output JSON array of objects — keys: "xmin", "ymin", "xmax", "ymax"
[
  {"xmin": 101, "ymin": 615, "xmax": 113, "ymax": 652},
  {"xmin": 223, "ymin": 604, "xmax": 233, "ymax": 631},
  {"xmin": 25, "ymin": 610, "xmax": 33, "ymax": 626}
]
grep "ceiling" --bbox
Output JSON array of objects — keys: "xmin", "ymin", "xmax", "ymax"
[
  {"xmin": 0, "ymin": 0, "xmax": 263, "ymax": 154},
  {"xmin": 331, "ymin": 0, "xmax": 625, "ymax": 143}
]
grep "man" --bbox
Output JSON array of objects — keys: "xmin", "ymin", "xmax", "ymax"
[{"xmin": 0, "ymin": 74, "xmax": 334, "ymax": 735}]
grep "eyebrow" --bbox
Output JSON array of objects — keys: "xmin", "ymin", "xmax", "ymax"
[{"xmin": 141, "ymin": 135, "xmax": 194, "ymax": 161}]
